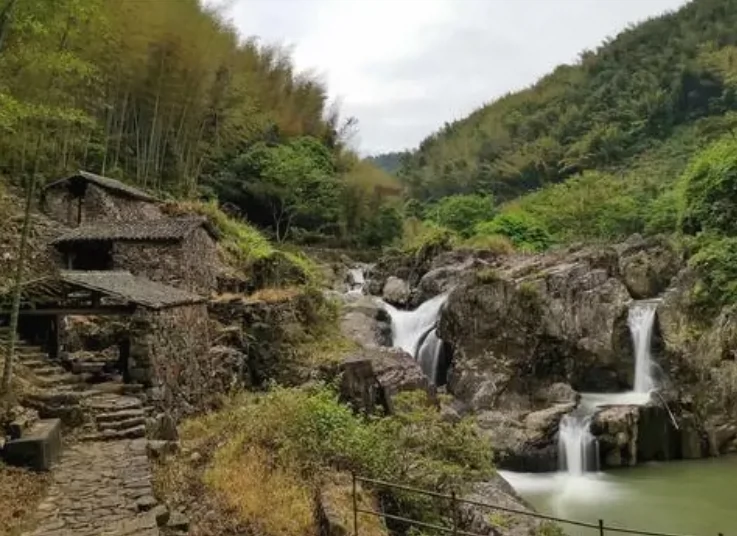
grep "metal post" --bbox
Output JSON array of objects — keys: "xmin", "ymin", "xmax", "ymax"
[
  {"xmin": 599, "ymin": 519, "xmax": 605, "ymax": 536},
  {"xmin": 451, "ymin": 491, "xmax": 458, "ymax": 535},
  {"xmin": 352, "ymin": 472, "xmax": 359, "ymax": 536}
]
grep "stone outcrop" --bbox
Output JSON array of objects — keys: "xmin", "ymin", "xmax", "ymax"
[
  {"xmin": 317, "ymin": 475, "xmax": 388, "ymax": 536},
  {"xmin": 340, "ymin": 297, "xmax": 392, "ymax": 348},
  {"xmin": 616, "ymin": 235, "xmax": 680, "ymax": 300},
  {"xmin": 382, "ymin": 276, "xmax": 411, "ymax": 306},
  {"xmin": 440, "ymin": 249, "xmax": 634, "ymax": 411},
  {"xmin": 340, "ymin": 348, "xmax": 431, "ymax": 414},
  {"xmin": 459, "ymin": 474, "xmax": 558, "ymax": 536},
  {"xmin": 477, "ymin": 404, "xmax": 574, "ymax": 471}
]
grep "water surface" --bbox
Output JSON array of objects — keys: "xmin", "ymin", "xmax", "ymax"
[{"xmin": 502, "ymin": 456, "xmax": 737, "ymax": 536}]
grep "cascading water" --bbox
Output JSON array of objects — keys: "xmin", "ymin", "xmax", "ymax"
[
  {"xmin": 347, "ymin": 267, "xmax": 366, "ymax": 296},
  {"xmin": 558, "ymin": 413, "xmax": 599, "ymax": 476},
  {"xmin": 416, "ymin": 329, "xmax": 443, "ymax": 385},
  {"xmin": 383, "ymin": 293, "xmax": 448, "ymax": 383},
  {"xmin": 556, "ymin": 299, "xmax": 660, "ymax": 477},
  {"xmin": 628, "ymin": 300, "xmax": 659, "ymax": 394}
]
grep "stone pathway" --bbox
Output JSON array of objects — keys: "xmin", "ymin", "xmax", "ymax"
[{"xmin": 24, "ymin": 439, "xmax": 160, "ymax": 536}]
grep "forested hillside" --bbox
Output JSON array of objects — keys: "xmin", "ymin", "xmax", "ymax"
[
  {"xmin": 365, "ymin": 151, "xmax": 409, "ymax": 175},
  {"xmin": 0, "ymin": 0, "xmax": 400, "ymax": 248},
  {"xmin": 399, "ymin": 0, "xmax": 737, "ymax": 244}
]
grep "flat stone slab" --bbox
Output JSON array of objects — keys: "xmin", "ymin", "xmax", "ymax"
[{"xmin": 2, "ymin": 418, "xmax": 62, "ymax": 471}]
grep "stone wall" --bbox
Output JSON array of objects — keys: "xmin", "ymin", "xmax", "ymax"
[
  {"xmin": 128, "ymin": 304, "xmax": 212, "ymax": 417},
  {"xmin": 42, "ymin": 184, "xmax": 161, "ymax": 226},
  {"xmin": 112, "ymin": 230, "xmax": 216, "ymax": 294}
]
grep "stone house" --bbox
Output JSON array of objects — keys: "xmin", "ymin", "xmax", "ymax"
[
  {"xmin": 7, "ymin": 270, "xmax": 212, "ymax": 416},
  {"xmin": 50, "ymin": 218, "xmax": 219, "ymax": 294},
  {"xmin": 40, "ymin": 170, "xmax": 162, "ymax": 226}
]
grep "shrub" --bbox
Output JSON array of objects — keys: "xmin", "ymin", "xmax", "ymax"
[
  {"xmin": 462, "ymin": 233, "xmax": 516, "ymax": 255},
  {"xmin": 427, "ymin": 194, "xmax": 495, "ymax": 238},
  {"xmin": 680, "ymin": 136, "xmax": 737, "ymax": 235},
  {"xmin": 179, "ymin": 386, "xmax": 493, "ymax": 532},
  {"xmin": 401, "ymin": 218, "xmax": 457, "ymax": 253},
  {"xmin": 687, "ymin": 235, "xmax": 737, "ymax": 310},
  {"xmin": 474, "ymin": 211, "xmax": 552, "ymax": 252}
]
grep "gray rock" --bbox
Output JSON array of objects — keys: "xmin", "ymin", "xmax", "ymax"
[
  {"xmin": 340, "ymin": 296, "xmax": 392, "ymax": 347},
  {"xmin": 382, "ymin": 276, "xmax": 411, "ymax": 306},
  {"xmin": 152, "ymin": 504, "xmax": 170, "ymax": 527},
  {"xmin": 167, "ymin": 511, "xmax": 189, "ymax": 531},
  {"xmin": 340, "ymin": 347, "xmax": 431, "ymax": 414},
  {"xmin": 147, "ymin": 412, "xmax": 178, "ymax": 441},
  {"xmin": 617, "ymin": 235, "xmax": 680, "ymax": 299}
]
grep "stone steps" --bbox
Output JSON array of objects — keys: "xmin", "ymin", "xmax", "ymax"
[
  {"xmin": 96, "ymin": 408, "xmax": 147, "ymax": 423},
  {"xmin": 80, "ymin": 424, "xmax": 147, "ymax": 442},
  {"xmin": 98, "ymin": 416, "xmax": 147, "ymax": 432},
  {"xmin": 32, "ymin": 366, "xmax": 67, "ymax": 377},
  {"xmin": 36, "ymin": 373, "xmax": 85, "ymax": 388}
]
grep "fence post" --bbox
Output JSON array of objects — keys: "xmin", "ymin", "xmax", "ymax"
[
  {"xmin": 451, "ymin": 491, "xmax": 458, "ymax": 535},
  {"xmin": 352, "ymin": 472, "xmax": 358, "ymax": 536},
  {"xmin": 599, "ymin": 519, "xmax": 605, "ymax": 536}
]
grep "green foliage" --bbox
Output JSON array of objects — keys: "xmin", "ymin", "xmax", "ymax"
[
  {"xmin": 183, "ymin": 386, "xmax": 493, "ymax": 528},
  {"xmin": 461, "ymin": 233, "xmax": 516, "ymax": 255},
  {"xmin": 687, "ymin": 235, "xmax": 737, "ymax": 311},
  {"xmin": 427, "ymin": 194, "xmax": 494, "ymax": 237},
  {"xmin": 401, "ymin": 218, "xmax": 457, "ymax": 253},
  {"xmin": 680, "ymin": 136, "xmax": 737, "ymax": 235},
  {"xmin": 358, "ymin": 204, "xmax": 403, "ymax": 248},
  {"xmin": 474, "ymin": 211, "xmax": 551, "ymax": 252},
  {"xmin": 536, "ymin": 521, "xmax": 566, "ymax": 536},
  {"xmin": 398, "ymin": 0, "xmax": 737, "ymax": 247}
]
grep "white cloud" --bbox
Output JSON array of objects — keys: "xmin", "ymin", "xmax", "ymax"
[{"xmin": 217, "ymin": 0, "xmax": 689, "ymax": 154}]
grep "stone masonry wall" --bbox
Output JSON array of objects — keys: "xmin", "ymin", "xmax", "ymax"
[
  {"xmin": 43, "ymin": 184, "xmax": 162, "ymax": 226},
  {"xmin": 129, "ymin": 304, "xmax": 211, "ymax": 417},
  {"xmin": 112, "ymin": 230, "xmax": 216, "ymax": 294},
  {"xmin": 113, "ymin": 241, "xmax": 185, "ymax": 288}
]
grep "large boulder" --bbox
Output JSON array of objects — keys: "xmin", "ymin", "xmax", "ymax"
[
  {"xmin": 440, "ymin": 250, "xmax": 633, "ymax": 411},
  {"xmin": 382, "ymin": 276, "xmax": 411, "ymax": 307},
  {"xmin": 340, "ymin": 348, "xmax": 431, "ymax": 414},
  {"xmin": 459, "ymin": 474, "xmax": 558, "ymax": 536},
  {"xmin": 477, "ymin": 403, "xmax": 573, "ymax": 472},
  {"xmin": 340, "ymin": 297, "xmax": 392, "ymax": 348},
  {"xmin": 617, "ymin": 235, "xmax": 681, "ymax": 299},
  {"xmin": 410, "ymin": 256, "xmax": 485, "ymax": 307}
]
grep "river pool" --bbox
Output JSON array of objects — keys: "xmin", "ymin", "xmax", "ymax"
[{"xmin": 501, "ymin": 456, "xmax": 737, "ymax": 536}]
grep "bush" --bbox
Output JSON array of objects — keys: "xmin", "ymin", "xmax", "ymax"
[
  {"xmin": 427, "ymin": 194, "xmax": 494, "ymax": 237},
  {"xmin": 462, "ymin": 233, "xmax": 516, "ymax": 255},
  {"xmin": 680, "ymin": 136, "xmax": 737, "ymax": 235},
  {"xmin": 359, "ymin": 204, "xmax": 403, "ymax": 248},
  {"xmin": 180, "ymin": 386, "xmax": 493, "ymax": 532},
  {"xmin": 401, "ymin": 218, "xmax": 457, "ymax": 253},
  {"xmin": 474, "ymin": 211, "xmax": 552, "ymax": 252},
  {"xmin": 688, "ymin": 235, "xmax": 737, "ymax": 310}
]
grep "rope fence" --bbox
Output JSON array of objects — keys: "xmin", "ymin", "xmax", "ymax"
[{"xmin": 351, "ymin": 474, "xmax": 725, "ymax": 536}]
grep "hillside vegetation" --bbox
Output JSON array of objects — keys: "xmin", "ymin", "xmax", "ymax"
[
  {"xmin": 0, "ymin": 0, "xmax": 400, "ymax": 249},
  {"xmin": 397, "ymin": 0, "xmax": 737, "ymax": 246}
]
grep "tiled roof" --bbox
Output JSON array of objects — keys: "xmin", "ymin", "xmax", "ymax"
[
  {"xmin": 59, "ymin": 270, "xmax": 204, "ymax": 309},
  {"xmin": 42, "ymin": 171, "xmax": 159, "ymax": 202},
  {"xmin": 51, "ymin": 217, "xmax": 218, "ymax": 245}
]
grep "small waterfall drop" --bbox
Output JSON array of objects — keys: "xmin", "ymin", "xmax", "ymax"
[
  {"xmin": 383, "ymin": 293, "xmax": 448, "ymax": 382},
  {"xmin": 558, "ymin": 413, "xmax": 599, "ymax": 476},
  {"xmin": 628, "ymin": 300, "xmax": 659, "ymax": 394},
  {"xmin": 416, "ymin": 329, "xmax": 443, "ymax": 385}
]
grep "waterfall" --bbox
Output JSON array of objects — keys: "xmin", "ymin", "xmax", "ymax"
[
  {"xmin": 383, "ymin": 293, "xmax": 448, "ymax": 382},
  {"xmin": 417, "ymin": 329, "xmax": 443, "ymax": 385},
  {"xmin": 628, "ymin": 300, "xmax": 659, "ymax": 394},
  {"xmin": 347, "ymin": 267, "xmax": 366, "ymax": 296},
  {"xmin": 558, "ymin": 413, "xmax": 599, "ymax": 476}
]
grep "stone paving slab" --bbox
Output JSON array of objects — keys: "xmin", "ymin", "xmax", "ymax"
[{"xmin": 24, "ymin": 439, "xmax": 160, "ymax": 536}]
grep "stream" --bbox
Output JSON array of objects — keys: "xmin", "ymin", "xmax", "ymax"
[{"xmin": 502, "ymin": 456, "xmax": 737, "ymax": 536}]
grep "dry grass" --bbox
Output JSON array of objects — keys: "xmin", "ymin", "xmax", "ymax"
[
  {"xmin": 247, "ymin": 286, "xmax": 303, "ymax": 304},
  {"xmin": 321, "ymin": 474, "xmax": 388, "ymax": 536},
  {"xmin": 204, "ymin": 446, "xmax": 317, "ymax": 536},
  {"xmin": 0, "ymin": 463, "xmax": 49, "ymax": 535}
]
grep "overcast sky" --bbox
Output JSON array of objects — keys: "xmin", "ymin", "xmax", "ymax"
[{"xmin": 216, "ymin": 0, "xmax": 689, "ymax": 155}]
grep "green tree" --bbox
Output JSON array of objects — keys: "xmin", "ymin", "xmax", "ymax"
[
  {"xmin": 474, "ymin": 211, "xmax": 552, "ymax": 252},
  {"xmin": 428, "ymin": 194, "xmax": 494, "ymax": 237}
]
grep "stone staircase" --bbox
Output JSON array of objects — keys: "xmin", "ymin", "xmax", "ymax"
[{"xmin": 1, "ymin": 327, "xmax": 150, "ymax": 441}]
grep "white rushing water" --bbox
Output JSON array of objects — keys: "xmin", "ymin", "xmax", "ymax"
[
  {"xmin": 558, "ymin": 414, "xmax": 598, "ymax": 476},
  {"xmin": 628, "ymin": 300, "xmax": 659, "ymax": 394},
  {"xmin": 555, "ymin": 300, "xmax": 660, "ymax": 478},
  {"xmin": 383, "ymin": 293, "xmax": 448, "ymax": 381},
  {"xmin": 416, "ymin": 329, "xmax": 443, "ymax": 385},
  {"xmin": 346, "ymin": 267, "xmax": 366, "ymax": 296}
]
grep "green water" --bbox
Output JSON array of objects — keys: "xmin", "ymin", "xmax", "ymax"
[{"xmin": 501, "ymin": 456, "xmax": 737, "ymax": 536}]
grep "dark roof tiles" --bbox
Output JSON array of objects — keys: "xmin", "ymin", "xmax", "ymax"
[
  {"xmin": 42, "ymin": 171, "xmax": 158, "ymax": 202},
  {"xmin": 51, "ymin": 217, "xmax": 218, "ymax": 245}
]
